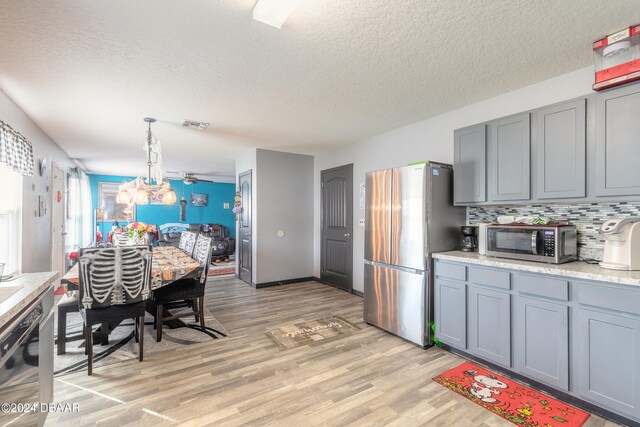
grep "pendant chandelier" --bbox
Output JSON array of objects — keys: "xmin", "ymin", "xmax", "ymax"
[{"xmin": 116, "ymin": 118, "xmax": 177, "ymax": 206}]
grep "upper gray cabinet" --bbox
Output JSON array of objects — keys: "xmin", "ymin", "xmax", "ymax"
[
  {"xmin": 536, "ymin": 99, "xmax": 586, "ymax": 199},
  {"xmin": 489, "ymin": 113, "xmax": 531, "ymax": 201},
  {"xmin": 454, "ymin": 124, "xmax": 486, "ymax": 204},
  {"xmin": 595, "ymin": 84, "xmax": 640, "ymax": 197}
]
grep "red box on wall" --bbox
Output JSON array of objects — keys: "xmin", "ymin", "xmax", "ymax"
[{"xmin": 593, "ymin": 24, "xmax": 640, "ymax": 91}]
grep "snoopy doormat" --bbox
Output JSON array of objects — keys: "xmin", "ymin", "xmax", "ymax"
[{"xmin": 433, "ymin": 362, "xmax": 589, "ymax": 426}]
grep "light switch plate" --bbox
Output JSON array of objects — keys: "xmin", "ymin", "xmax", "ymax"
[
  {"xmin": 358, "ymin": 219, "xmax": 365, "ymax": 226},
  {"xmin": 223, "ymin": 202, "xmax": 230, "ymax": 209}
]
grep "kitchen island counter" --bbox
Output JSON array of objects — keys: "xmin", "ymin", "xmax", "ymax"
[{"xmin": 0, "ymin": 271, "xmax": 59, "ymax": 329}]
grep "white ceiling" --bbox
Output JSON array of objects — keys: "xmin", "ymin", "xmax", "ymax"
[{"xmin": 1, "ymin": 1, "xmax": 639, "ymax": 179}]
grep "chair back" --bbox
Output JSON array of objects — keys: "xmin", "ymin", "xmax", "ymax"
[
  {"xmin": 78, "ymin": 246, "xmax": 153, "ymax": 309},
  {"xmin": 112, "ymin": 232, "xmax": 130, "ymax": 247},
  {"xmin": 178, "ymin": 231, "xmax": 197, "ymax": 255},
  {"xmin": 192, "ymin": 235, "xmax": 213, "ymax": 284}
]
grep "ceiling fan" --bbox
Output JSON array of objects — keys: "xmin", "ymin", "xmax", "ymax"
[{"xmin": 166, "ymin": 171, "xmax": 214, "ymax": 185}]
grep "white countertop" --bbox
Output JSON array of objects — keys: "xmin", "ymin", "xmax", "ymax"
[
  {"xmin": 0, "ymin": 271, "xmax": 59, "ymax": 329},
  {"xmin": 433, "ymin": 251, "xmax": 640, "ymax": 287}
]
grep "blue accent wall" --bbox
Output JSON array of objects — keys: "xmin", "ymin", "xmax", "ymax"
[{"xmin": 89, "ymin": 174, "xmax": 236, "ymax": 238}]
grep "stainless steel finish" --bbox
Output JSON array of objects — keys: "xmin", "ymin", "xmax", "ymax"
[
  {"xmin": 364, "ymin": 263, "xmax": 425, "ymax": 345},
  {"xmin": 363, "ymin": 162, "xmax": 465, "ymax": 347},
  {"xmin": 364, "ymin": 169, "xmax": 392, "ymax": 264},
  {"xmin": 486, "ymin": 224, "xmax": 578, "ymax": 264},
  {"xmin": 390, "ymin": 165, "xmax": 426, "ymax": 271}
]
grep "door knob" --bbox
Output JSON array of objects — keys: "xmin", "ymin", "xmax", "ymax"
[{"xmin": 344, "ymin": 233, "xmax": 351, "ymax": 238}]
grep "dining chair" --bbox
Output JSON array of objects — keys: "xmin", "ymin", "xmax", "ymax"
[
  {"xmin": 178, "ymin": 230, "xmax": 197, "ymax": 256},
  {"xmin": 78, "ymin": 245, "xmax": 152, "ymax": 375},
  {"xmin": 112, "ymin": 231, "xmax": 130, "ymax": 247},
  {"xmin": 152, "ymin": 235, "xmax": 213, "ymax": 342}
]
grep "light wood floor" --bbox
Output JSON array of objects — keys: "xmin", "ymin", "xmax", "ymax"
[{"xmin": 46, "ymin": 278, "xmax": 619, "ymax": 426}]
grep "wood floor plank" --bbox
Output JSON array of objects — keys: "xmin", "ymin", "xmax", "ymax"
[{"xmin": 45, "ymin": 278, "xmax": 618, "ymax": 426}]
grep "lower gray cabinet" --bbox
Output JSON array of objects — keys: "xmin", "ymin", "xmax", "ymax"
[
  {"xmin": 576, "ymin": 308, "xmax": 640, "ymax": 420},
  {"xmin": 434, "ymin": 278, "xmax": 466, "ymax": 349},
  {"xmin": 468, "ymin": 286, "xmax": 511, "ymax": 367},
  {"xmin": 514, "ymin": 296, "xmax": 569, "ymax": 390}
]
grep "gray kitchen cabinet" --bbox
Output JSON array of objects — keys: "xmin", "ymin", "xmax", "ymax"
[
  {"xmin": 536, "ymin": 99, "xmax": 586, "ymax": 199},
  {"xmin": 434, "ymin": 278, "xmax": 467, "ymax": 349},
  {"xmin": 489, "ymin": 113, "xmax": 531, "ymax": 201},
  {"xmin": 576, "ymin": 308, "xmax": 640, "ymax": 420},
  {"xmin": 468, "ymin": 285, "xmax": 511, "ymax": 367},
  {"xmin": 454, "ymin": 124, "xmax": 486, "ymax": 204},
  {"xmin": 595, "ymin": 84, "xmax": 640, "ymax": 197},
  {"xmin": 514, "ymin": 296, "xmax": 569, "ymax": 390}
]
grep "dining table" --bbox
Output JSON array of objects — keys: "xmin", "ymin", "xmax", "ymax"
[
  {"xmin": 59, "ymin": 246, "xmax": 203, "ymax": 345},
  {"xmin": 61, "ymin": 246, "xmax": 202, "ymax": 291}
]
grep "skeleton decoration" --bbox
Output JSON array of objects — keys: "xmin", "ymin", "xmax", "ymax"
[
  {"xmin": 78, "ymin": 246, "xmax": 152, "ymax": 309},
  {"xmin": 112, "ymin": 232, "xmax": 130, "ymax": 247},
  {"xmin": 192, "ymin": 236, "xmax": 213, "ymax": 283},
  {"xmin": 178, "ymin": 231, "xmax": 197, "ymax": 254}
]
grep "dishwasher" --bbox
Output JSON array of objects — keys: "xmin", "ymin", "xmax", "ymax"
[{"xmin": 0, "ymin": 297, "xmax": 44, "ymax": 427}]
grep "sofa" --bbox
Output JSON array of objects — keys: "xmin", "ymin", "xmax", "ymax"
[{"xmin": 158, "ymin": 223, "xmax": 235, "ymax": 260}]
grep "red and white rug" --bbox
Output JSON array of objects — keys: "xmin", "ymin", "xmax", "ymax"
[
  {"xmin": 208, "ymin": 259, "xmax": 235, "ymax": 277},
  {"xmin": 433, "ymin": 361, "xmax": 590, "ymax": 426}
]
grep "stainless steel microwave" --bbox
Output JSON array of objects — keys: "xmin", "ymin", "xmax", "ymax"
[{"xmin": 485, "ymin": 224, "xmax": 578, "ymax": 264}]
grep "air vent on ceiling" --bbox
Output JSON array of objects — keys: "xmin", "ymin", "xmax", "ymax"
[{"xmin": 181, "ymin": 119, "xmax": 210, "ymax": 130}]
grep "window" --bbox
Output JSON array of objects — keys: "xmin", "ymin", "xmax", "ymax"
[{"xmin": 0, "ymin": 166, "xmax": 22, "ymax": 276}]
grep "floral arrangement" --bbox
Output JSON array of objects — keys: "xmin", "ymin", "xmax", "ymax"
[{"xmin": 127, "ymin": 222, "xmax": 154, "ymax": 240}]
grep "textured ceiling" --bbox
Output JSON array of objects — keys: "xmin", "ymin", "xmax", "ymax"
[{"xmin": 1, "ymin": 0, "xmax": 639, "ymax": 178}]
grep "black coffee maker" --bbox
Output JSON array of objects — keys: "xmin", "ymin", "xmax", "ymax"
[{"xmin": 461, "ymin": 225, "xmax": 478, "ymax": 252}]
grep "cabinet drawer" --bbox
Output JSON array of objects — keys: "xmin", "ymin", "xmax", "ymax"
[
  {"xmin": 574, "ymin": 282, "xmax": 640, "ymax": 316},
  {"xmin": 515, "ymin": 273, "xmax": 568, "ymax": 301},
  {"xmin": 435, "ymin": 261, "xmax": 466, "ymax": 281},
  {"xmin": 469, "ymin": 266, "xmax": 510, "ymax": 290}
]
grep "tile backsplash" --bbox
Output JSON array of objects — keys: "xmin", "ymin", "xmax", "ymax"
[{"xmin": 467, "ymin": 202, "xmax": 640, "ymax": 261}]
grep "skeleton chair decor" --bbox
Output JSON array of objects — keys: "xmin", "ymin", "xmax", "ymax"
[
  {"xmin": 178, "ymin": 230, "xmax": 197, "ymax": 256},
  {"xmin": 152, "ymin": 235, "xmax": 213, "ymax": 342},
  {"xmin": 78, "ymin": 245, "xmax": 153, "ymax": 375}
]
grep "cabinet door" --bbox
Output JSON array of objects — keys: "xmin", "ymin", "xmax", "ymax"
[
  {"xmin": 595, "ymin": 84, "xmax": 640, "ymax": 196},
  {"xmin": 434, "ymin": 278, "xmax": 466, "ymax": 349},
  {"xmin": 576, "ymin": 308, "xmax": 640, "ymax": 420},
  {"xmin": 454, "ymin": 124, "xmax": 486, "ymax": 204},
  {"xmin": 468, "ymin": 286, "xmax": 511, "ymax": 367},
  {"xmin": 536, "ymin": 99, "xmax": 586, "ymax": 199},
  {"xmin": 514, "ymin": 296, "xmax": 568, "ymax": 390},
  {"xmin": 489, "ymin": 113, "xmax": 531, "ymax": 201}
]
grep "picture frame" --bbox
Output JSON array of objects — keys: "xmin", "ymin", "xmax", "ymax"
[
  {"xmin": 98, "ymin": 182, "xmax": 135, "ymax": 221},
  {"xmin": 190, "ymin": 193, "xmax": 208, "ymax": 207}
]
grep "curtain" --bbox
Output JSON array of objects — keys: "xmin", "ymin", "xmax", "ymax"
[
  {"xmin": 79, "ymin": 169, "xmax": 93, "ymax": 247},
  {"xmin": 0, "ymin": 120, "xmax": 35, "ymax": 176}
]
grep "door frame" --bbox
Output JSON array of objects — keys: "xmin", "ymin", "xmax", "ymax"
[
  {"xmin": 50, "ymin": 162, "xmax": 66, "ymax": 279},
  {"xmin": 320, "ymin": 163, "xmax": 354, "ymax": 293},
  {"xmin": 238, "ymin": 169, "xmax": 252, "ymax": 285}
]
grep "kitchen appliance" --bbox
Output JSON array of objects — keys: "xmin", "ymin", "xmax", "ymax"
[
  {"xmin": 0, "ymin": 298, "xmax": 43, "ymax": 427},
  {"xmin": 461, "ymin": 225, "xmax": 478, "ymax": 252},
  {"xmin": 364, "ymin": 162, "xmax": 465, "ymax": 347},
  {"xmin": 477, "ymin": 223, "xmax": 490, "ymax": 255},
  {"xmin": 486, "ymin": 224, "xmax": 577, "ymax": 264},
  {"xmin": 599, "ymin": 217, "xmax": 640, "ymax": 270}
]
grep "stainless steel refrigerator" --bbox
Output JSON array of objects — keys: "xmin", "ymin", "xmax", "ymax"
[{"xmin": 364, "ymin": 162, "xmax": 465, "ymax": 347}]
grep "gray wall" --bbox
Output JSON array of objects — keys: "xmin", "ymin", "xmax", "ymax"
[
  {"xmin": 236, "ymin": 148, "xmax": 314, "ymax": 285},
  {"xmin": 255, "ymin": 149, "xmax": 313, "ymax": 284},
  {"xmin": 0, "ymin": 89, "xmax": 76, "ymax": 273},
  {"xmin": 314, "ymin": 66, "xmax": 596, "ymax": 292}
]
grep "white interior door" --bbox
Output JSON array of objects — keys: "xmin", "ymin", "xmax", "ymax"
[{"xmin": 51, "ymin": 163, "xmax": 66, "ymax": 277}]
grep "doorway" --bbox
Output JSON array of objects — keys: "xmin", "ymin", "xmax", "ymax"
[
  {"xmin": 51, "ymin": 162, "xmax": 66, "ymax": 279},
  {"xmin": 320, "ymin": 164, "xmax": 353, "ymax": 292},
  {"xmin": 238, "ymin": 170, "xmax": 252, "ymax": 285}
]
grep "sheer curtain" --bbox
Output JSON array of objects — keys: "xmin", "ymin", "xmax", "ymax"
[
  {"xmin": 79, "ymin": 169, "xmax": 93, "ymax": 247},
  {"xmin": 0, "ymin": 166, "xmax": 22, "ymax": 275}
]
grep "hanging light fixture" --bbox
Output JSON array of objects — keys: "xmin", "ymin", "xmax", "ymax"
[{"xmin": 116, "ymin": 118, "xmax": 177, "ymax": 206}]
